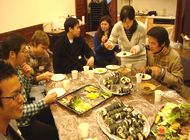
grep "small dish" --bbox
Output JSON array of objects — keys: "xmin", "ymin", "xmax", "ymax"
[
  {"xmin": 47, "ymin": 88, "xmax": 66, "ymax": 97},
  {"xmin": 136, "ymin": 73, "xmax": 151, "ymax": 80},
  {"xmin": 51, "ymin": 74, "xmax": 66, "ymax": 81},
  {"xmin": 116, "ymin": 51, "xmax": 132, "ymax": 58},
  {"xmin": 106, "ymin": 65, "xmax": 120, "ymax": 70},
  {"xmin": 93, "ymin": 68, "xmax": 107, "ymax": 74},
  {"xmin": 140, "ymin": 82, "xmax": 156, "ymax": 95}
]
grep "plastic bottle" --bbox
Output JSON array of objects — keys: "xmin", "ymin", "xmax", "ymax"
[{"xmin": 156, "ymin": 126, "xmax": 166, "ymax": 140}]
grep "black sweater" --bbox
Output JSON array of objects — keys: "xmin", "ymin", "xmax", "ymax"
[{"xmin": 53, "ymin": 32, "xmax": 94, "ymax": 74}]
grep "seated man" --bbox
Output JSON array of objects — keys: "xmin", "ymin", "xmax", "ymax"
[
  {"xmin": 26, "ymin": 30, "xmax": 53, "ymax": 75},
  {"xmin": 0, "ymin": 60, "xmax": 24, "ymax": 140},
  {"xmin": 53, "ymin": 17, "xmax": 94, "ymax": 74},
  {"xmin": 144, "ymin": 26, "xmax": 184, "ymax": 94},
  {"xmin": 0, "ymin": 33, "xmax": 59, "ymax": 140}
]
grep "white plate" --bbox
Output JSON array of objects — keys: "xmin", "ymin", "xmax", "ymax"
[
  {"xmin": 116, "ymin": 51, "xmax": 132, "ymax": 58},
  {"xmin": 51, "ymin": 74, "xmax": 66, "ymax": 81},
  {"xmin": 136, "ymin": 73, "xmax": 151, "ymax": 80},
  {"xmin": 47, "ymin": 88, "xmax": 66, "ymax": 97},
  {"xmin": 106, "ymin": 65, "xmax": 120, "ymax": 70},
  {"xmin": 93, "ymin": 68, "xmax": 107, "ymax": 74}
]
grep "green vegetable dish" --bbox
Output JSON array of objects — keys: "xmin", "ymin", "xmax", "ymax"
[
  {"xmin": 151, "ymin": 103, "xmax": 190, "ymax": 140},
  {"xmin": 58, "ymin": 85, "xmax": 112, "ymax": 115}
]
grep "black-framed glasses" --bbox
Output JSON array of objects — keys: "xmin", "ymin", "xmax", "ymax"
[{"xmin": 0, "ymin": 88, "xmax": 23, "ymax": 100}]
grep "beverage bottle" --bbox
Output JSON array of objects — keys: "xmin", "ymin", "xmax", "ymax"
[{"xmin": 156, "ymin": 126, "xmax": 166, "ymax": 140}]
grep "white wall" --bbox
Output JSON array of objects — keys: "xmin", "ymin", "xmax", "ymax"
[
  {"xmin": 0, "ymin": 0, "xmax": 76, "ymax": 33},
  {"xmin": 117, "ymin": 0, "xmax": 177, "ymax": 17}
]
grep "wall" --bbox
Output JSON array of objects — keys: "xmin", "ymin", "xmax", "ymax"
[
  {"xmin": 117, "ymin": 0, "xmax": 177, "ymax": 17},
  {"xmin": 0, "ymin": 0, "xmax": 75, "ymax": 33}
]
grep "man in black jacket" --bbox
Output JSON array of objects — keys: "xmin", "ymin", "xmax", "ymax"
[{"xmin": 53, "ymin": 17, "xmax": 94, "ymax": 74}]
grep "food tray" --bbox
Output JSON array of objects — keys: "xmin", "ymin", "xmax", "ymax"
[
  {"xmin": 57, "ymin": 84, "xmax": 112, "ymax": 115},
  {"xmin": 99, "ymin": 72, "xmax": 134, "ymax": 96},
  {"xmin": 96, "ymin": 101, "xmax": 150, "ymax": 139}
]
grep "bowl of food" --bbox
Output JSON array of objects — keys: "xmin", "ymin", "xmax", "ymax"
[{"xmin": 140, "ymin": 82, "xmax": 157, "ymax": 95}]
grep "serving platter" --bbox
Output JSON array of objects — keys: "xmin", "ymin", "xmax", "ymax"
[
  {"xmin": 57, "ymin": 84, "xmax": 112, "ymax": 115},
  {"xmin": 97, "ymin": 101, "xmax": 150, "ymax": 139}
]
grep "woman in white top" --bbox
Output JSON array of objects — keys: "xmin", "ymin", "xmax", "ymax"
[{"xmin": 105, "ymin": 5, "xmax": 146, "ymax": 69}]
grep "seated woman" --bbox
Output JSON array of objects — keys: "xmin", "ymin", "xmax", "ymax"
[
  {"xmin": 94, "ymin": 15, "xmax": 119, "ymax": 67},
  {"xmin": 144, "ymin": 26, "xmax": 184, "ymax": 94}
]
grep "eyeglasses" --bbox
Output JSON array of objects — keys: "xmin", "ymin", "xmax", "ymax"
[{"xmin": 0, "ymin": 88, "xmax": 23, "ymax": 101}]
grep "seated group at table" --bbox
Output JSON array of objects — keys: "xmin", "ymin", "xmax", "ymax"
[{"xmin": 0, "ymin": 4, "xmax": 189, "ymax": 140}]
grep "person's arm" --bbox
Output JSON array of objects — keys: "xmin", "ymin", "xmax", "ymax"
[
  {"xmin": 21, "ymin": 93, "xmax": 57, "ymax": 119},
  {"xmin": 162, "ymin": 56, "xmax": 183, "ymax": 89},
  {"xmin": 131, "ymin": 25, "xmax": 146, "ymax": 54},
  {"xmin": 94, "ymin": 32, "xmax": 113, "ymax": 53},
  {"xmin": 53, "ymin": 38, "xmax": 63, "ymax": 73}
]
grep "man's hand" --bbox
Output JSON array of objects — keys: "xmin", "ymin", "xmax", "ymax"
[
  {"xmin": 44, "ymin": 93, "xmax": 57, "ymax": 105},
  {"xmin": 36, "ymin": 71, "xmax": 53, "ymax": 81},
  {"xmin": 86, "ymin": 56, "xmax": 94, "ymax": 68},
  {"xmin": 150, "ymin": 66, "xmax": 161, "ymax": 78},
  {"xmin": 20, "ymin": 63, "xmax": 33, "ymax": 77}
]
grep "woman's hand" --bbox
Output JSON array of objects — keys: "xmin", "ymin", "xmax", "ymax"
[
  {"xmin": 101, "ymin": 35, "xmax": 108, "ymax": 44},
  {"xmin": 130, "ymin": 48, "xmax": 137, "ymax": 54},
  {"xmin": 104, "ymin": 41, "xmax": 114, "ymax": 50}
]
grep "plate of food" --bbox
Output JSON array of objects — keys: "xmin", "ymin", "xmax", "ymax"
[
  {"xmin": 106, "ymin": 65, "xmax": 120, "ymax": 70},
  {"xmin": 116, "ymin": 51, "xmax": 132, "ymax": 58},
  {"xmin": 150, "ymin": 102, "xmax": 190, "ymax": 140},
  {"xmin": 93, "ymin": 68, "xmax": 107, "ymax": 74},
  {"xmin": 51, "ymin": 74, "xmax": 66, "ymax": 81},
  {"xmin": 97, "ymin": 101, "xmax": 150, "ymax": 140},
  {"xmin": 136, "ymin": 73, "xmax": 151, "ymax": 81},
  {"xmin": 47, "ymin": 87, "xmax": 66, "ymax": 98},
  {"xmin": 100, "ymin": 72, "xmax": 133, "ymax": 96}
]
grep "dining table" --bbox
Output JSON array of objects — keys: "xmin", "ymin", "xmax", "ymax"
[{"xmin": 48, "ymin": 69, "xmax": 189, "ymax": 140}]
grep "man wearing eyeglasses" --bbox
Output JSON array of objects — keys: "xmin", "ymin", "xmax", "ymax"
[
  {"xmin": 0, "ymin": 60, "xmax": 25, "ymax": 140},
  {"xmin": 0, "ymin": 34, "xmax": 59, "ymax": 140}
]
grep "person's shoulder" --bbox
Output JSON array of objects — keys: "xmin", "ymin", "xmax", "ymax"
[
  {"xmin": 137, "ymin": 21, "xmax": 146, "ymax": 31},
  {"xmin": 114, "ymin": 21, "xmax": 122, "ymax": 27},
  {"xmin": 170, "ymin": 47, "xmax": 180, "ymax": 57}
]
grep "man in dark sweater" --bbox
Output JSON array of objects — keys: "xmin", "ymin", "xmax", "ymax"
[{"xmin": 53, "ymin": 17, "xmax": 94, "ymax": 74}]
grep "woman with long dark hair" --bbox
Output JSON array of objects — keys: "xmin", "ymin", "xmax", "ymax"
[{"xmin": 94, "ymin": 15, "xmax": 119, "ymax": 67}]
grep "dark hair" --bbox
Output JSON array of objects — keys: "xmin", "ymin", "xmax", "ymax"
[
  {"xmin": 120, "ymin": 5, "xmax": 135, "ymax": 22},
  {"xmin": 0, "ymin": 33, "xmax": 26, "ymax": 59},
  {"xmin": 97, "ymin": 15, "xmax": 113, "ymax": 43},
  {"xmin": 0, "ymin": 60, "xmax": 17, "ymax": 107},
  {"xmin": 64, "ymin": 17, "xmax": 79, "ymax": 33},
  {"xmin": 147, "ymin": 26, "xmax": 170, "ymax": 47},
  {"xmin": 30, "ymin": 30, "xmax": 50, "ymax": 46}
]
